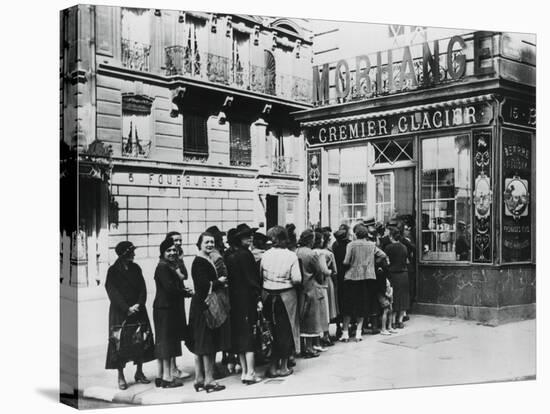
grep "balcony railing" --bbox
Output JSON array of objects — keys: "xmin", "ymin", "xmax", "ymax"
[
  {"xmin": 122, "ymin": 39, "xmax": 151, "ymax": 72},
  {"xmin": 273, "ymin": 156, "xmax": 295, "ymax": 174},
  {"xmin": 163, "ymin": 48, "xmax": 311, "ymax": 103}
]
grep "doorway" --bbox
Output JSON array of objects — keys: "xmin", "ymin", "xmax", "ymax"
[
  {"xmin": 374, "ymin": 167, "xmax": 415, "ymax": 225},
  {"xmin": 266, "ymin": 194, "xmax": 278, "ymax": 229}
]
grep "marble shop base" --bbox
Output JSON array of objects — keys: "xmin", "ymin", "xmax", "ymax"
[{"xmin": 413, "ymin": 302, "xmax": 536, "ymax": 326}]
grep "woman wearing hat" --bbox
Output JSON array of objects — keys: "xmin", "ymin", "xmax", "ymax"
[
  {"xmin": 188, "ymin": 232, "xmax": 232, "ymax": 393},
  {"xmin": 105, "ymin": 241, "xmax": 154, "ymax": 390},
  {"xmin": 152, "ymin": 238, "xmax": 191, "ymax": 388},
  {"xmin": 340, "ymin": 225, "xmax": 387, "ymax": 342},
  {"xmin": 224, "ymin": 223, "xmax": 263, "ymax": 384}
]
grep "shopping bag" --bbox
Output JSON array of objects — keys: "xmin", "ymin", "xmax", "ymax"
[
  {"xmin": 204, "ymin": 283, "xmax": 230, "ymax": 329},
  {"xmin": 253, "ymin": 309, "xmax": 273, "ymax": 360}
]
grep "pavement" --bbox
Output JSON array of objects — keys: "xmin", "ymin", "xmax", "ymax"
[{"xmin": 81, "ymin": 315, "xmax": 536, "ymax": 407}]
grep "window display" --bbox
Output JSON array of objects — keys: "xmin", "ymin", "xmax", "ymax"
[{"xmin": 421, "ymin": 135, "xmax": 471, "ymax": 261}]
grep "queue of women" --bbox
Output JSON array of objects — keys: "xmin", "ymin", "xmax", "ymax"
[{"xmin": 104, "ymin": 217, "xmax": 415, "ymax": 393}]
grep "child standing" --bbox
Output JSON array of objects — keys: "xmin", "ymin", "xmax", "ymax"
[{"xmin": 379, "ymin": 279, "xmax": 397, "ymax": 335}]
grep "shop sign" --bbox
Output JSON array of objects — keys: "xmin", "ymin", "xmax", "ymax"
[
  {"xmin": 256, "ymin": 178, "xmax": 277, "ymax": 195},
  {"xmin": 312, "ymin": 32, "xmax": 494, "ymax": 106},
  {"xmin": 113, "ymin": 172, "xmax": 254, "ymax": 191},
  {"xmin": 305, "ymin": 102, "xmax": 493, "ymax": 148},
  {"xmin": 501, "ymin": 98, "xmax": 536, "ymax": 128},
  {"xmin": 501, "ymin": 129, "xmax": 532, "ymax": 263}
]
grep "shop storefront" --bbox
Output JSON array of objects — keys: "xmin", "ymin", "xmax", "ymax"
[{"xmin": 295, "ymin": 31, "xmax": 535, "ymax": 324}]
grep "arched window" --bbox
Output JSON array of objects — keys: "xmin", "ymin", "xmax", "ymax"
[{"xmin": 264, "ymin": 50, "xmax": 276, "ymax": 95}]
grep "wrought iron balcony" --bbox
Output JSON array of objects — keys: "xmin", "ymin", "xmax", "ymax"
[
  {"xmin": 121, "ymin": 38, "xmax": 151, "ymax": 72},
  {"xmin": 165, "ymin": 46, "xmax": 204, "ymax": 77},
  {"xmin": 163, "ymin": 49, "xmax": 311, "ymax": 104},
  {"xmin": 207, "ymin": 53, "xmax": 231, "ymax": 85},
  {"xmin": 272, "ymin": 156, "xmax": 295, "ymax": 174}
]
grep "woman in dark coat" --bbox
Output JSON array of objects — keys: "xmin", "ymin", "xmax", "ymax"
[
  {"xmin": 105, "ymin": 241, "xmax": 154, "ymax": 390},
  {"xmin": 153, "ymin": 238, "xmax": 188, "ymax": 388},
  {"xmin": 224, "ymin": 223, "xmax": 263, "ymax": 384},
  {"xmin": 189, "ymin": 232, "xmax": 231, "ymax": 393},
  {"xmin": 383, "ymin": 227, "xmax": 410, "ymax": 329},
  {"xmin": 331, "ymin": 228, "xmax": 350, "ymax": 339}
]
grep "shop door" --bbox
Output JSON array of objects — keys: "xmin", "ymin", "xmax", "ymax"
[
  {"xmin": 374, "ymin": 167, "xmax": 415, "ymax": 224},
  {"xmin": 266, "ymin": 194, "xmax": 278, "ymax": 229}
]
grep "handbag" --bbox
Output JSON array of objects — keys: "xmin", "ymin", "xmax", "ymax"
[
  {"xmin": 253, "ymin": 309, "xmax": 273, "ymax": 360},
  {"xmin": 109, "ymin": 317, "xmax": 154, "ymax": 362},
  {"xmin": 203, "ymin": 282, "xmax": 230, "ymax": 329}
]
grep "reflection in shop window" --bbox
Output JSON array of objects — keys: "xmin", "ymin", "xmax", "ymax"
[
  {"xmin": 340, "ymin": 183, "xmax": 367, "ymax": 225},
  {"xmin": 375, "ymin": 173, "xmax": 394, "ymax": 224},
  {"xmin": 421, "ymin": 135, "xmax": 471, "ymax": 261}
]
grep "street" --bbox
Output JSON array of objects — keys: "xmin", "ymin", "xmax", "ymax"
[{"xmin": 81, "ymin": 315, "xmax": 535, "ymax": 407}]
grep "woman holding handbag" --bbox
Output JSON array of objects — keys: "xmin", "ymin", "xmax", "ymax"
[
  {"xmin": 105, "ymin": 241, "xmax": 154, "ymax": 390},
  {"xmin": 224, "ymin": 224, "xmax": 263, "ymax": 385},
  {"xmin": 188, "ymin": 232, "xmax": 231, "ymax": 393},
  {"xmin": 153, "ymin": 238, "xmax": 190, "ymax": 388}
]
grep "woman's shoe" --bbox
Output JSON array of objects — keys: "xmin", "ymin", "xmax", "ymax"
[
  {"xmin": 134, "ymin": 372, "xmax": 151, "ymax": 384},
  {"xmin": 161, "ymin": 379, "xmax": 183, "ymax": 388},
  {"xmin": 288, "ymin": 358, "xmax": 296, "ymax": 368},
  {"xmin": 265, "ymin": 369, "xmax": 279, "ymax": 378},
  {"xmin": 118, "ymin": 378, "xmax": 128, "ymax": 390},
  {"xmin": 397, "ymin": 322, "xmax": 405, "ymax": 329},
  {"xmin": 312, "ymin": 345, "xmax": 327, "ymax": 352},
  {"xmin": 154, "ymin": 378, "xmax": 162, "ymax": 388},
  {"xmin": 193, "ymin": 382, "xmax": 205, "ymax": 392},
  {"xmin": 243, "ymin": 373, "xmax": 262, "ymax": 385},
  {"xmin": 389, "ymin": 328, "xmax": 398, "ymax": 334},
  {"xmin": 301, "ymin": 349, "xmax": 320, "ymax": 359},
  {"xmin": 277, "ymin": 368, "xmax": 293, "ymax": 378},
  {"xmin": 205, "ymin": 382, "xmax": 226, "ymax": 393},
  {"xmin": 380, "ymin": 330, "xmax": 391, "ymax": 336}
]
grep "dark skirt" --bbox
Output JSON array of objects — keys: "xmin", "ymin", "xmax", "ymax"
[
  {"xmin": 230, "ymin": 306, "xmax": 257, "ymax": 354},
  {"xmin": 187, "ymin": 296, "xmax": 232, "ymax": 356},
  {"xmin": 342, "ymin": 279, "xmax": 379, "ymax": 318},
  {"xmin": 390, "ymin": 271, "xmax": 410, "ymax": 312},
  {"xmin": 264, "ymin": 292, "xmax": 295, "ymax": 359},
  {"xmin": 105, "ymin": 310, "xmax": 155, "ymax": 370},
  {"xmin": 153, "ymin": 308, "xmax": 182, "ymax": 359}
]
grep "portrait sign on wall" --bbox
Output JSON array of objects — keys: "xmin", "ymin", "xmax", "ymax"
[
  {"xmin": 501, "ymin": 128, "xmax": 532, "ymax": 262},
  {"xmin": 472, "ymin": 130, "xmax": 493, "ymax": 262},
  {"xmin": 307, "ymin": 149, "xmax": 322, "ymax": 228}
]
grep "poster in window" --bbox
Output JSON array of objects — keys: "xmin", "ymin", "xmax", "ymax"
[{"xmin": 502, "ymin": 129, "xmax": 532, "ymax": 262}]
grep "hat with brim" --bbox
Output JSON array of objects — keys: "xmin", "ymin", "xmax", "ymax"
[
  {"xmin": 205, "ymin": 225, "xmax": 226, "ymax": 239},
  {"xmin": 235, "ymin": 223, "xmax": 258, "ymax": 239},
  {"xmin": 334, "ymin": 229, "xmax": 348, "ymax": 241},
  {"xmin": 115, "ymin": 241, "xmax": 137, "ymax": 257},
  {"xmin": 363, "ymin": 217, "xmax": 376, "ymax": 227}
]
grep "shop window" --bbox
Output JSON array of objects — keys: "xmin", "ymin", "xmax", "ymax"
[
  {"xmin": 421, "ymin": 135, "xmax": 471, "ymax": 262},
  {"xmin": 229, "ymin": 120, "xmax": 251, "ymax": 167},
  {"xmin": 183, "ymin": 112, "xmax": 209, "ymax": 160},
  {"xmin": 340, "ymin": 183, "xmax": 367, "ymax": 225},
  {"xmin": 372, "ymin": 139, "xmax": 414, "ymax": 165},
  {"xmin": 375, "ymin": 172, "xmax": 394, "ymax": 224},
  {"xmin": 121, "ymin": 8, "xmax": 151, "ymax": 72}
]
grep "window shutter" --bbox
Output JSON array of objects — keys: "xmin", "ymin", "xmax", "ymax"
[
  {"xmin": 183, "ymin": 113, "xmax": 208, "ymax": 157},
  {"xmin": 230, "ymin": 121, "xmax": 251, "ymax": 166}
]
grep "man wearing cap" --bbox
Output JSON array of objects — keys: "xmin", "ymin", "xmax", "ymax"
[{"xmin": 105, "ymin": 241, "xmax": 154, "ymax": 390}]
